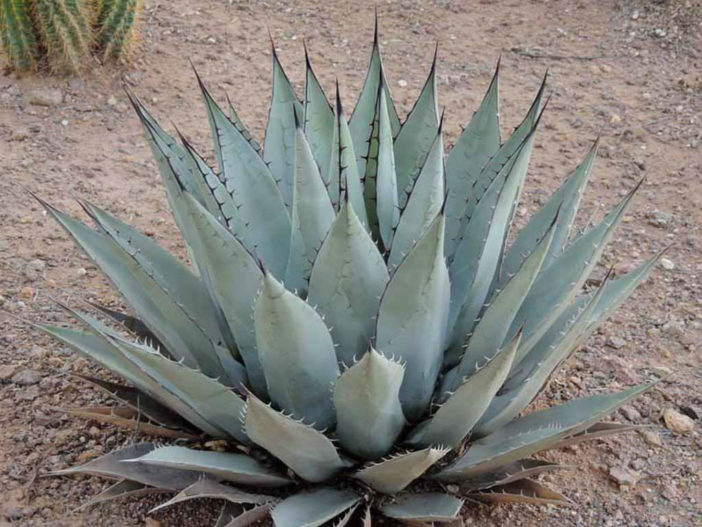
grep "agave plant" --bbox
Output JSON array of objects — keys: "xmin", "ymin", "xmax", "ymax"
[{"xmin": 36, "ymin": 22, "xmax": 661, "ymax": 526}]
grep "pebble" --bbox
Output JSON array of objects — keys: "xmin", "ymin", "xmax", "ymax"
[
  {"xmin": 661, "ymin": 318, "xmax": 685, "ymax": 337},
  {"xmin": 20, "ymin": 286, "xmax": 35, "ymax": 300},
  {"xmin": 663, "ymin": 408, "xmax": 694, "ymax": 434},
  {"xmin": 107, "ymin": 95, "xmax": 118, "ymax": 106},
  {"xmin": 609, "ymin": 466, "xmax": 640, "ymax": 486},
  {"xmin": 647, "ymin": 210, "xmax": 674, "ymax": 227},
  {"xmin": 24, "ymin": 259, "xmax": 46, "ymax": 281},
  {"xmin": 27, "ymin": 88, "xmax": 64, "ymax": 107},
  {"xmin": 659, "ymin": 257, "xmax": 675, "ymax": 270},
  {"xmin": 11, "ymin": 369, "xmax": 41, "ymax": 386},
  {"xmin": 607, "ymin": 336, "xmax": 627, "ymax": 349},
  {"xmin": 610, "ymin": 113, "xmax": 622, "ymax": 124},
  {"xmin": 397, "ymin": 79, "xmax": 408, "ymax": 87},
  {"xmin": 16, "ymin": 385, "xmax": 40, "ymax": 401},
  {"xmin": 0, "ymin": 364, "xmax": 18, "ymax": 381},
  {"xmin": 640, "ymin": 429, "xmax": 662, "ymax": 446},
  {"xmin": 77, "ymin": 267, "xmax": 87, "ymax": 277},
  {"xmin": 620, "ymin": 405, "xmax": 641, "ymax": 421}
]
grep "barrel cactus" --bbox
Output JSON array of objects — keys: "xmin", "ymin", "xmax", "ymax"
[{"xmin": 37, "ymin": 23, "xmax": 660, "ymax": 526}]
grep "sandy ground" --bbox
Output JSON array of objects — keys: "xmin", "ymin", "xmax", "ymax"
[{"xmin": 0, "ymin": 0, "xmax": 700, "ymax": 525}]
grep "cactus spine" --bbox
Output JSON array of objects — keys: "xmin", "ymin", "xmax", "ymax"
[
  {"xmin": 0, "ymin": 0, "xmax": 40, "ymax": 71},
  {"xmin": 32, "ymin": 0, "xmax": 93, "ymax": 72}
]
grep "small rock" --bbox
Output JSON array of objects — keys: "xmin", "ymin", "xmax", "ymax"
[
  {"xmin": 640, "ymin": 429, "xmax": 662, "ymax": 446},
  {"xmin": 610, "ymin": 113, "xmax": 621, "ymax": 124},
  {"xmin": 16, "ymin": 385, "xmax": 40, "ymax": 401},
  {"xmin": 24, "ymin": 259, "xmax": 45, "ymax": 281},
  {"xmin": 27, "ymin": 88, "xmax": 64, "ymax": 106},
  {"xmin": 620, "ymin": 405, "xmax": 641, "ymax": 421},
  {"xmin": 10, "ymin": 129, "xmax": 30, "ymax": 142},
  {"xmin": 661, "ymin": 318, "xmax": 684, "ymax": 337},
  {"xmin": 663, "ymin": 408, "xmax": 694, "ymax": 434},
  {"xmin": 11, "ymin": 369, "xmax": 41, "ymax": 386},
  {"xmin": 631, "ymin": 10, "xmax": 640, "ymax": 20},
  {"xmin": 107, "ymin": 95, "xmax": 117, "ymax": 106},
  {"xmin": 659, "ymin": 257, "xmax": 675, "ymax": 270},
  {"xmin": 20, "ymin": 286, "xmax": 34, "ymax": 299},
  {"xmin": 76, "ymin": 267, "xmax": 87, "ymax": 277},
  {"xmin": 606, "ymin": 336, "xmax": 627, "ymax": 349},
  {"xmin": 397, "ymin": 79, "xmax": 408, "ymax": 87},
  {"xmin": 61, "ymin": 119, "xmax": 69, "ymax": 127},
  {"xmin": 654, "ymin": 28, "xmax": 667, "ymax": 38},
  {"xmin": 647, "ymin": 210, "xmax": 674, "ymax": 227},
  {"xmin": 609, "ymin": 466, "xmax": 640, "ymax": 486},
  {"xmin": 145, "ymin": 519, "xmax": 161, "ymax": 527},
  {"xmin": 0, "ymin": 364, "xmax": 17, "ymax": 381}
]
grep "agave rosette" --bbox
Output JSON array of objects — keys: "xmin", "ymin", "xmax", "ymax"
[{"xmin": 38, "ymin": 22, "xmax": 660, "ymax": 527}]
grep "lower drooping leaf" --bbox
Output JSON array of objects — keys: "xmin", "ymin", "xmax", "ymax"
[
  {"xmin": 380, "ymin": 493, "xmax": 464, "ymax": 522},
  {"xmin": 333, "ymin": 348, "xmax": 406, "ymax": 459},
  {"xmin": 353, "ymin": 447, "xmax": 449, "ymax": 494},
  {"xmin": 78, "ymin": 479, "xmax": 168, "ymax": 511},
  {"xmin": 217, "ymin": 502, "xmax": 272, "ymax": 527},
  {"xmin": 271, "ymin": 488, "xmax": 360, "ymax": 527},
  {"xmin": 131, "ymin": 446, "xmax": 291, "ymax": 487},
  {"xmin": 150, "ymin": 478, "xmax": 276, "ymax": 514},
  {"xmin": 458, "ymin": 458, "xmax": 571, "ymax": 492},
  {"xmin": 244, "ymin": 393, "xmax": 350, "ymax": 483},
  {"xmin": 376, "ymin": 214, "xmax": 450, "ymax": 421},
  {"xmin": 468, "ymin": 479, "xmax": 571, "ymax": 506},
  {"xmin": 255, "ymin": 272, "xmax": 339, "ymax": 429}
]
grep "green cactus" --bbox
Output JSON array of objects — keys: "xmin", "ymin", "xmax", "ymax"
[
  {"xmin": 96, "ymin": 0, "xmax": 139, "ymax": 60},
  {"xmin": 0, "ymin": 0, "xmax": 40, "ymax": 71},
  {"xmin": 31, "ymin": 0, "xmax": 92, "ymax": 73}
]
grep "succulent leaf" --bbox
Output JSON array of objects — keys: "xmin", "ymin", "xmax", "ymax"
[
  {"xmin": 388, "ymin": 128, "xmax": 445, "ymax": 269},
  {"xmin": 376, "ymin": 214, "xmax": 450, "ymax": 421},
  {"xmin": 132, "ymin": 446, "xmax": 291, "ymax": 487},
  {"xmin": 333, "ymin": 348, "xmax": 406, "ymax": 459},
  {"xmin": 217, "ymin": 502, "xmax": 272, "ymax": 527},
  {"xmin": 458, "ymin": 458, "xmax": 570, "ymax": 492},
  {"xmin": 353, "ymin": 447, "xmax": 449, "ymax": 494},
  {"xmin": 444, "ymin": 61, "xmax": 501, "ymax": 259},
  {"xmin": 271, "ymin": 488, "xmax": 361, "ymax": 527},
  {"xmin": 78, "ymin": 479, "xmax": 165, "ymax": 511},
  {"xmin": 265, "ymin": 47, "xmax": 305, "ymax": 211},
  {"xmin": 303, "ymin": 48, "xmax": 335, "ymax": 188},
  {"xmin": 244, "ymin": 394, "xmax": 350, "ymax": 482},
  {"xmin": 468, "ymin": 479, "xmax": 571, "ymax": 506},
  {"xmin": 150, "ymin": 478, "xmax": 275, "ymax": 514},
  {"xmin": 374, "ymin": 86, "xmax": 400, "ymax": 249},
  {"xmin": 255, "ymin": 273, "xmax": 339, "ymax": 428},
  {"xmin": 308, "ymin": 203, "xmax": 389, "ymax": 367},
  {"xmin": 380, "ymin": 492, "xmax": 464, "ymax": 522}
]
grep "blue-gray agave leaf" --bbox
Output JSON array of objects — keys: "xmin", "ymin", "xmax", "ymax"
[
  {"xmin": 444, "ymin": 61, "xmax": 501, "ymax": 259},
  {"xmin": 333, "ymin": 349, "xmax": 405, "ymax": 459},
  {"xmin": 181, "ymin": 193, "xmax": 268, "ymax": 397},
  {"xmin": 499, "ymin": 139, "xmax": 598, "ymax": 285},
  {"xmin": 307, "ymin": 202, "xmax": 389, "ymax": 367},
  {"xmin": 271, "ymin": 488, "xmax": 361, "ymax": 527},
  {"xmin": 227, "ymin": 98, "xmax": 263, "ymax": 156},
  {"xmin": 376, "ymin": 214, "xmax": 450, "ymax": 421},
  {"xmin": 407, "ymin": 330, "xmax": 520, "ymax": 449},
  {"xmin": 393, "ymin": 48, "xmax": 440, "ymax": 205},
  {"xmin": 375, "ymin": 86, "xmax": 400, "ymax": 249},
  {"xmin": 264, "ymin": 47, "xmax": 305, "ymax": 211},
  {"xmin": 435, "ymin": 383, "xmax": 653, "ymax": 480},
  {"xmin": 244, "ymin": 393, "xmax": 350, "ymax": 483},
  {"xmin": 131, "ymin": 445, "xmax": 291, "ymax": 487},
  {"xmin": 196, "ymin": 74, "xmax": 292, "ymax": 278},
  {"xmin": 447, "ymin": 128, "xmax": 538, "ymax": 350},
  {"xmin": 303, "ymin": 47, "xmax": 335, "ymax": 189},
  {"xmin": 389, "ymin": 128, "xmax": 445, "ymax": 269},
  {"xmin": 150, "ymin": 478, "xmax": 275, "ymax": 514},
  {"xmin": 284, "ymin": 126, "xmax": 336, "ymax": 293},
  {"xmin": 329, "ymin": 86, "xmax": 367, "ymax": 222},
  {"xmin": 380, "ymin": 493, "xmax": 464, "ymax": 522},
  {"xmin": 254, "ymin": 273, "xmax": 339, "ymax": 429},
  {"xmin": 353, "ymin": 447, "xmax": 449, "ymax": 494}
]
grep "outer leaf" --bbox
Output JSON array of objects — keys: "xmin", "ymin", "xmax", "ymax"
[
  {"xmin": 499, "ymin": 139, "xmax": 598, "ymax": 283},
  {"xmin": 333, "ymin": 349, "xmax": 406, "ymax": 459},
  {"xmin": 38, "ymin": 200, "xmax": 223, "ymax": 377},
  {"xmin": 271, "ymin": 488, "xmax": 360, "ymax": 527},
  {"xmin": 254, "ymin": 273, "xmax": 339, "ymax": 429},
  {"xmin": 442, "ymin": 216, "xmax": 554, "ymax": 376},
  {"xmin": 393, "ymin": 48, "xmax": 440, "ymax": 205},
  {"xmin": 182, "ymin": 192, "xmax": 267, "ymax": 395},
  {"xmin": 380, "ymin": 493, "xmax": 464, "ymax": 522},
  {"xmin": 329, "ymin": 85, "xmax": 367, "ymax": 222},
  {"xmin": 468, "ymin": 479, "xmax": 571, "ymax": 506},
  {"xmin": 218, "ymin": 503, "xmax": 272, "ymax": 527},
  {"xmin": 447, "ymin": 128, "xmax": 538, "ymax": 350},
  {"xmin": 444, "ymin": 61, "xmax": 501, "ymax": 259},
  {"xmin": 375, "ymin": 86, "xmax": 400, "ymax": 249},
  {"xmin": 353, "ymin": 447, "xmax": 449, "ymax": 494},
  {"xmin": 197, "ymin": 73, "xmax": 292, "ymax": 278},
  {"xmin": 376, "ymin": 214, "xmax": 450, "ymax": 421},
  {"xmin": 406, "ymin": 330, "xmax": 520, "ymax": 448},
  {"xmin": 551, "ymin": 422, "xmax": 642, "ymax": 450},
  {"xmin": 303, "ymin": 47, "xmax": 335, "ymax": 187},
  {"xmin": 285, "ymin": 126, "xmax": 336, "ymax": 292},
  {"xmin": 227, "ymin": 97, "xmax": 263, "ymax": 156},
  {"xmin": 308, "ymin": 203, "xmax": 389, "ymax": 367},
  {"xmin": 507, "ymin": 180, "xmax": 642, "ymax": 365},
  {"xmin": 86, "ymin": 301, "xmax": 162, "ymax": 349},
  {"xmin": 151, "ymin": 478, "xmax": 275, "ymax": 513},
  {"xmin": 349, "ymin": 21, "xmax": 400, "ymax": 180},
  {"xmin": 435, "ymin": 383, "xmax": 653, "ymax": 480},
  {"xmin": 78, "ymin": 479, "xmax": 167, "ymax": 510},
  {"xmin": 51, "ymin": 443, "xmax": 201, "ymax": 490},
  {"xmin": 244, "ymin": 394, "xmax": 349, "ymax": 483},
  {"xmin": 458, "ymin": 458, "xmax": 571, "ymax": 492},
  {"xmin": 133, "ymin": 446, "xmax": 290, "ymax": 487},
  {"xmin": 264, "ymin": 47, "xmax": 305, "ymax": 210},
  {"xmin": 389, "ymin": 128, "xmax": 445, "ymax": 269}
]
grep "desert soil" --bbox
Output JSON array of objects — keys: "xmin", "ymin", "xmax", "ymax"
[{"xmin": 0, "ymin": 0, "xmax": 700, "ymax": 525}]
